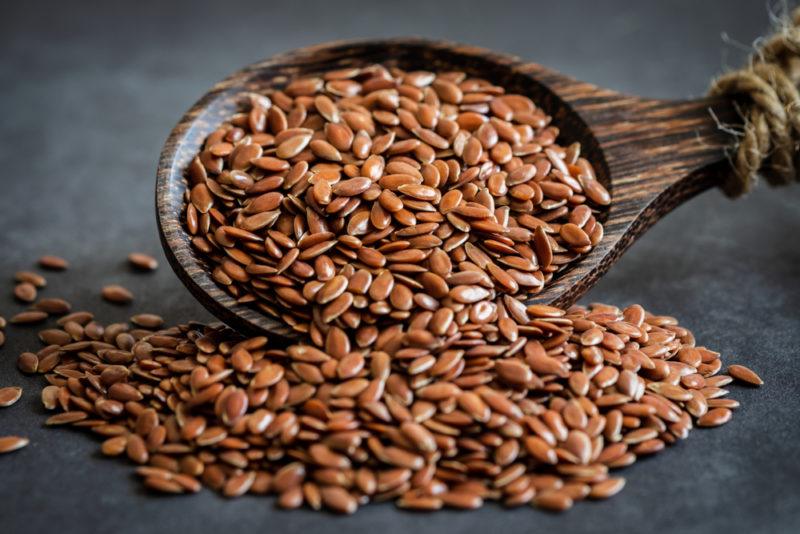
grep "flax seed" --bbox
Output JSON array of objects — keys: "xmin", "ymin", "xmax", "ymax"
[
  {"xmin": 102, "ymin": 285, "xmax": 134, "ymax": 304},
  {"xmin": 0, "ymin": 387, "xmax": 23, "ymax": 408},
  {"xmin": 128, "ymin": 253, "xmax": 159, "ymax": 271},
  {"xmin": 0, "ymin": 436, "xmax": 29, "ymax": 454},
  {"xmin": 38, "ymin": 255, "xmax": 68, "ymax": 270}
]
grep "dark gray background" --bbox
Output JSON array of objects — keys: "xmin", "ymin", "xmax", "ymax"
[{"xmin": 1, "ymin": 1, "xmax": 798, "ymax": 533}]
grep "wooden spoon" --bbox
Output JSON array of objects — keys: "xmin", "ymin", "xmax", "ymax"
[{"xmin": 156, "ymin": 38, "xmax": 738, "ymax": 338}]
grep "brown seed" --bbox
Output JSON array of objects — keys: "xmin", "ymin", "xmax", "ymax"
[
  {"xmin": 126, "ymin": 434, "xmax": 149, "ymax": 464},
  {"xmin": 440, "ymin": 491, "xmax": 483, "ymax": 510},
  {"xmin": 34, "ymin": 298, "xmax": 72, "ymax": 315},
  {"xmin": 102, "ymin": 285, "xmax": 134, "ymax": 304},
  {"xmin": 0, "ymin": 436, "xmax": 29, "ymax": 454},
  {"xmin": 128, "ymin": 253, "xmax": 159, "ymax": 271},
  {"xmin": 38, "ymin": 255, "xmax": 68, "ymax": 270},
  {"xmin": 144, "ymin": 476, "xmax": 184, "ymax": 494},
  {"xmin": 727, "ymin": 364, "xmax": 763, "ymax": 386},
  {"xmin": 320, "ymin": 486, "xmax": 358, "ymax": 514},
  {"xmin": 101, "ymin": 436, "xmax": 128, "ymax": 456},
  {"xmin": 590, "ymin": 478, "xmax": 626, "ymax": 499},
  {"xmin": 17, "ymin": 352, "xmax": 38, "ymax": 373},
  {"xmin": 130, "ymin": 314, "xmax": 164, "ymax": 329},
  {"xmin": 15, "ymin": 271, "xmax": 47, "ymax": 288},
  {"xmin": 46, "ymin": 411, "xmax": 88, "ymax": 425},
  {"xmin": 534, "ymin": 490, "xmax": 573, "ymax": 512},
  {"xmin": 14, "ymin": 282, "xmax": 37, "ymax": 303},
  {"xmin": 697, "ymin": 408, "xmax": 732, "ymax": 427},
  {"xmin": 11, "ymin": 311, "xmax": 48, "ymax": 325},
  {"xmin": 0, "ymin": 387, "xmax": 23, "ymax": 407}
]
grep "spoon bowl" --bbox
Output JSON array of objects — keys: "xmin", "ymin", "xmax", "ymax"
[{"xmin": 156, "ymin": 38, "xmax": 737, "ymax": 339}]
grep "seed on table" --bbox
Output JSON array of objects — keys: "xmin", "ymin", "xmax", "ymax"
[
  {"xmin": 128, "ymin": 253, "xmax": 159, "ymax": 271},
  {"xmin": 320, "ymin": 486, "xmax": 358, "ymax": 514},
  {"xmin": 56, "ymin": 311, "xmax": 93, "ymax": 326},
  {"xmin": 278, "ymin": 487, "xmax": 304, "ymax": 509},
  {"xmin": 144, "ymin": 476, "xmax": 184, "ymax": 494},
  {"xmin": 17, "ymin": 352, "xmax": 38, "ymax": 374},
  {"xmin": 0, "ymin": 330, "xmax": 4, "ymax": 347},
  {"xmin": 397, "ymin": 496, "xmax": 444, "ymax": 511},
  {"xmin": 102, "ymin": 285, "xmax": 134, "ymax": 304},
  {"xmin": 440, "ymin": 491, "xmax": 483, "ymax": 510},
  {"xmin": 589, "ymin": 478, "xmax": 626, "ymax": 499},
  {"xmin": 33, "ymin": 298, "xmax": 72, "ymax": 315},
  {"xmin": 0, "ymin": 316, "xmax": 6, "ymax": 329},
  {"xmin": 223, "ymin": 471, "xmax": 256, "ymax": 498},
  {"xmin": 13, "ymin": 282, "xmax": 37, "ymax": 303},
  {"xmin": 46, "ymin": 411, "xmax": 88, "ymax": 425},
  {"xmin": 101, "ymin": 436, "xmax": 128, "ymax": 456},
  {"xmin": 697, "ymin": 408, "xmax": 733, "ymax": 427},
  {"xmin": 533, "ymin": 490, "xmax": 574, "ymax": 511},
  {"xmin": 11, "ymin": 311, "xmax": 48, "ymax": 325},
  {"xmin": 41, "ymin": 386, "xmax": 59, "ymax": 410},
  {"xmin": 708, "ymin": 398, "xmax": 740, "ymax": 409},
  {"xmin": 0, "ymin": 387, "xmax": 23, "ymax": 407},
  {"xmin": 727, "ymin": 364, "xmax": 763, "ymax": 387},
  {"xmin": 0, "ymin": 436, "xmax": 29, "ymax": 454},
  {"xmin": 125, "ymin": 434, "xmax": 149, "ymax": 464},
  {"xmin": 38, "ymin": 328, "xmax": 72, "ymax": 346},
  {"xmin": 15, "ymin": 271, "xmax": 47, "ymax": 288},
  {"xmin": 130, "ymin": 314, "xmax": 164, "ymax": 329},
  {"xmin": 38, "ymin": 255, "xmax": 68, "ymax": 270}
]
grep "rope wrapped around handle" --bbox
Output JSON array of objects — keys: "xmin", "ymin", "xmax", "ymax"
[{"xmin": 709, "ymin": 7, "xmax": 800, "ymax": 196}]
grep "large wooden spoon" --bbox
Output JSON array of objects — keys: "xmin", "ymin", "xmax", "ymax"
[{"xmin": 156, "ymin": 38, "xmax": 738, "ymax": 338}]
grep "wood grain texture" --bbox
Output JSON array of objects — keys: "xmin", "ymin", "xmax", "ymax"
[{"xmin": 156, "ymin": 38, "xmax": 739, "ymax": 339}]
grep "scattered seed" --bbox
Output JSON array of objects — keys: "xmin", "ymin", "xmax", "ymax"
[
  {"xmin": 0, "ymin": 387, "xmax": 23, "ymax": 407},
  {"xmin": 0, "ymin": 436, "xmax": 29, "ymax": 454},
  {"xmin": 38, "ymin": 255, "xmax": 68, "ymax": 270},
  {"xmin": 17, "ymin": 352, "xmax": 38, "ymax": 374},
  {"xmin": 102, "ymin": 285, "xmax": 134, "ymax": 304},
  {"xmin": 128, "ymin": 253, "xmax": 159, "ymax": 271},
  {"xmin": 727, "ymin": 364, "xmax": 763, "ymax": 387},
  {"xmin": 13, "ymin": 282, "xmax": 37, "ymax": 303},
  {"xmin": 11, "ymin": 311, "xmax": 48, "ymax": 325},
  {"xmin": 15, "ymin": 271, "xmax": 47, "ymax": 288},
  {"xmin": 34, "ymin": 298, "xmax": 72, "ymax": 315},
  {"xmin": 697, "ymin": 408, "xmax": 733, "ymax": 427}
]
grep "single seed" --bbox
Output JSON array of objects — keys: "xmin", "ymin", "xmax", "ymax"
[
  {"xmin": 0, "ymin": 436, "xmax": 29, "ymax": 454},
  {"xmin": 14, "ymin": 282, "xmax": 37, "ymax": 303},
  {"xmin": 15, "ymin": 271, "xmax": 46, "ymax": 287},
  {"xmin": 11, "ymin": 311, "xmax": 48, "ymax": 325},
  {"xmin": 102, "ymin": 285, "xmax": 134, "ymax": 304},
  {"xmin": 128, "ymin": 253, "xmax": 159, "ymax": 271},
  {"xmin": 697, "ymin": 408, "xmax": 733, "ymax": 427},
  {"xmin": 0, "ymin": 387, "xmax": 23, "ymax": 407},
  {"xmin": 727, "ymin": 364, "xmax": 763, "ymax": 386},
  {"xmin": 38, "ymin": 255, "xmax": 68, "ymax": 270}
]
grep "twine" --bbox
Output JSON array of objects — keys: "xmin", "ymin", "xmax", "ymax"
[{"xmin": 709, "ymin": 7, "xmax": 800, "ymax": 196}]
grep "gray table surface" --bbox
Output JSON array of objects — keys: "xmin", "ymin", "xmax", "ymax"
[{"xmin": 1, "ymin": 1, "xmax": 798, "ymax": 533}]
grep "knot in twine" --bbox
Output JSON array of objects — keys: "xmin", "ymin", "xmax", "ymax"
[{"xmin": 709, "ymin": 7, "xmax": 800, "ymax": 196}]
